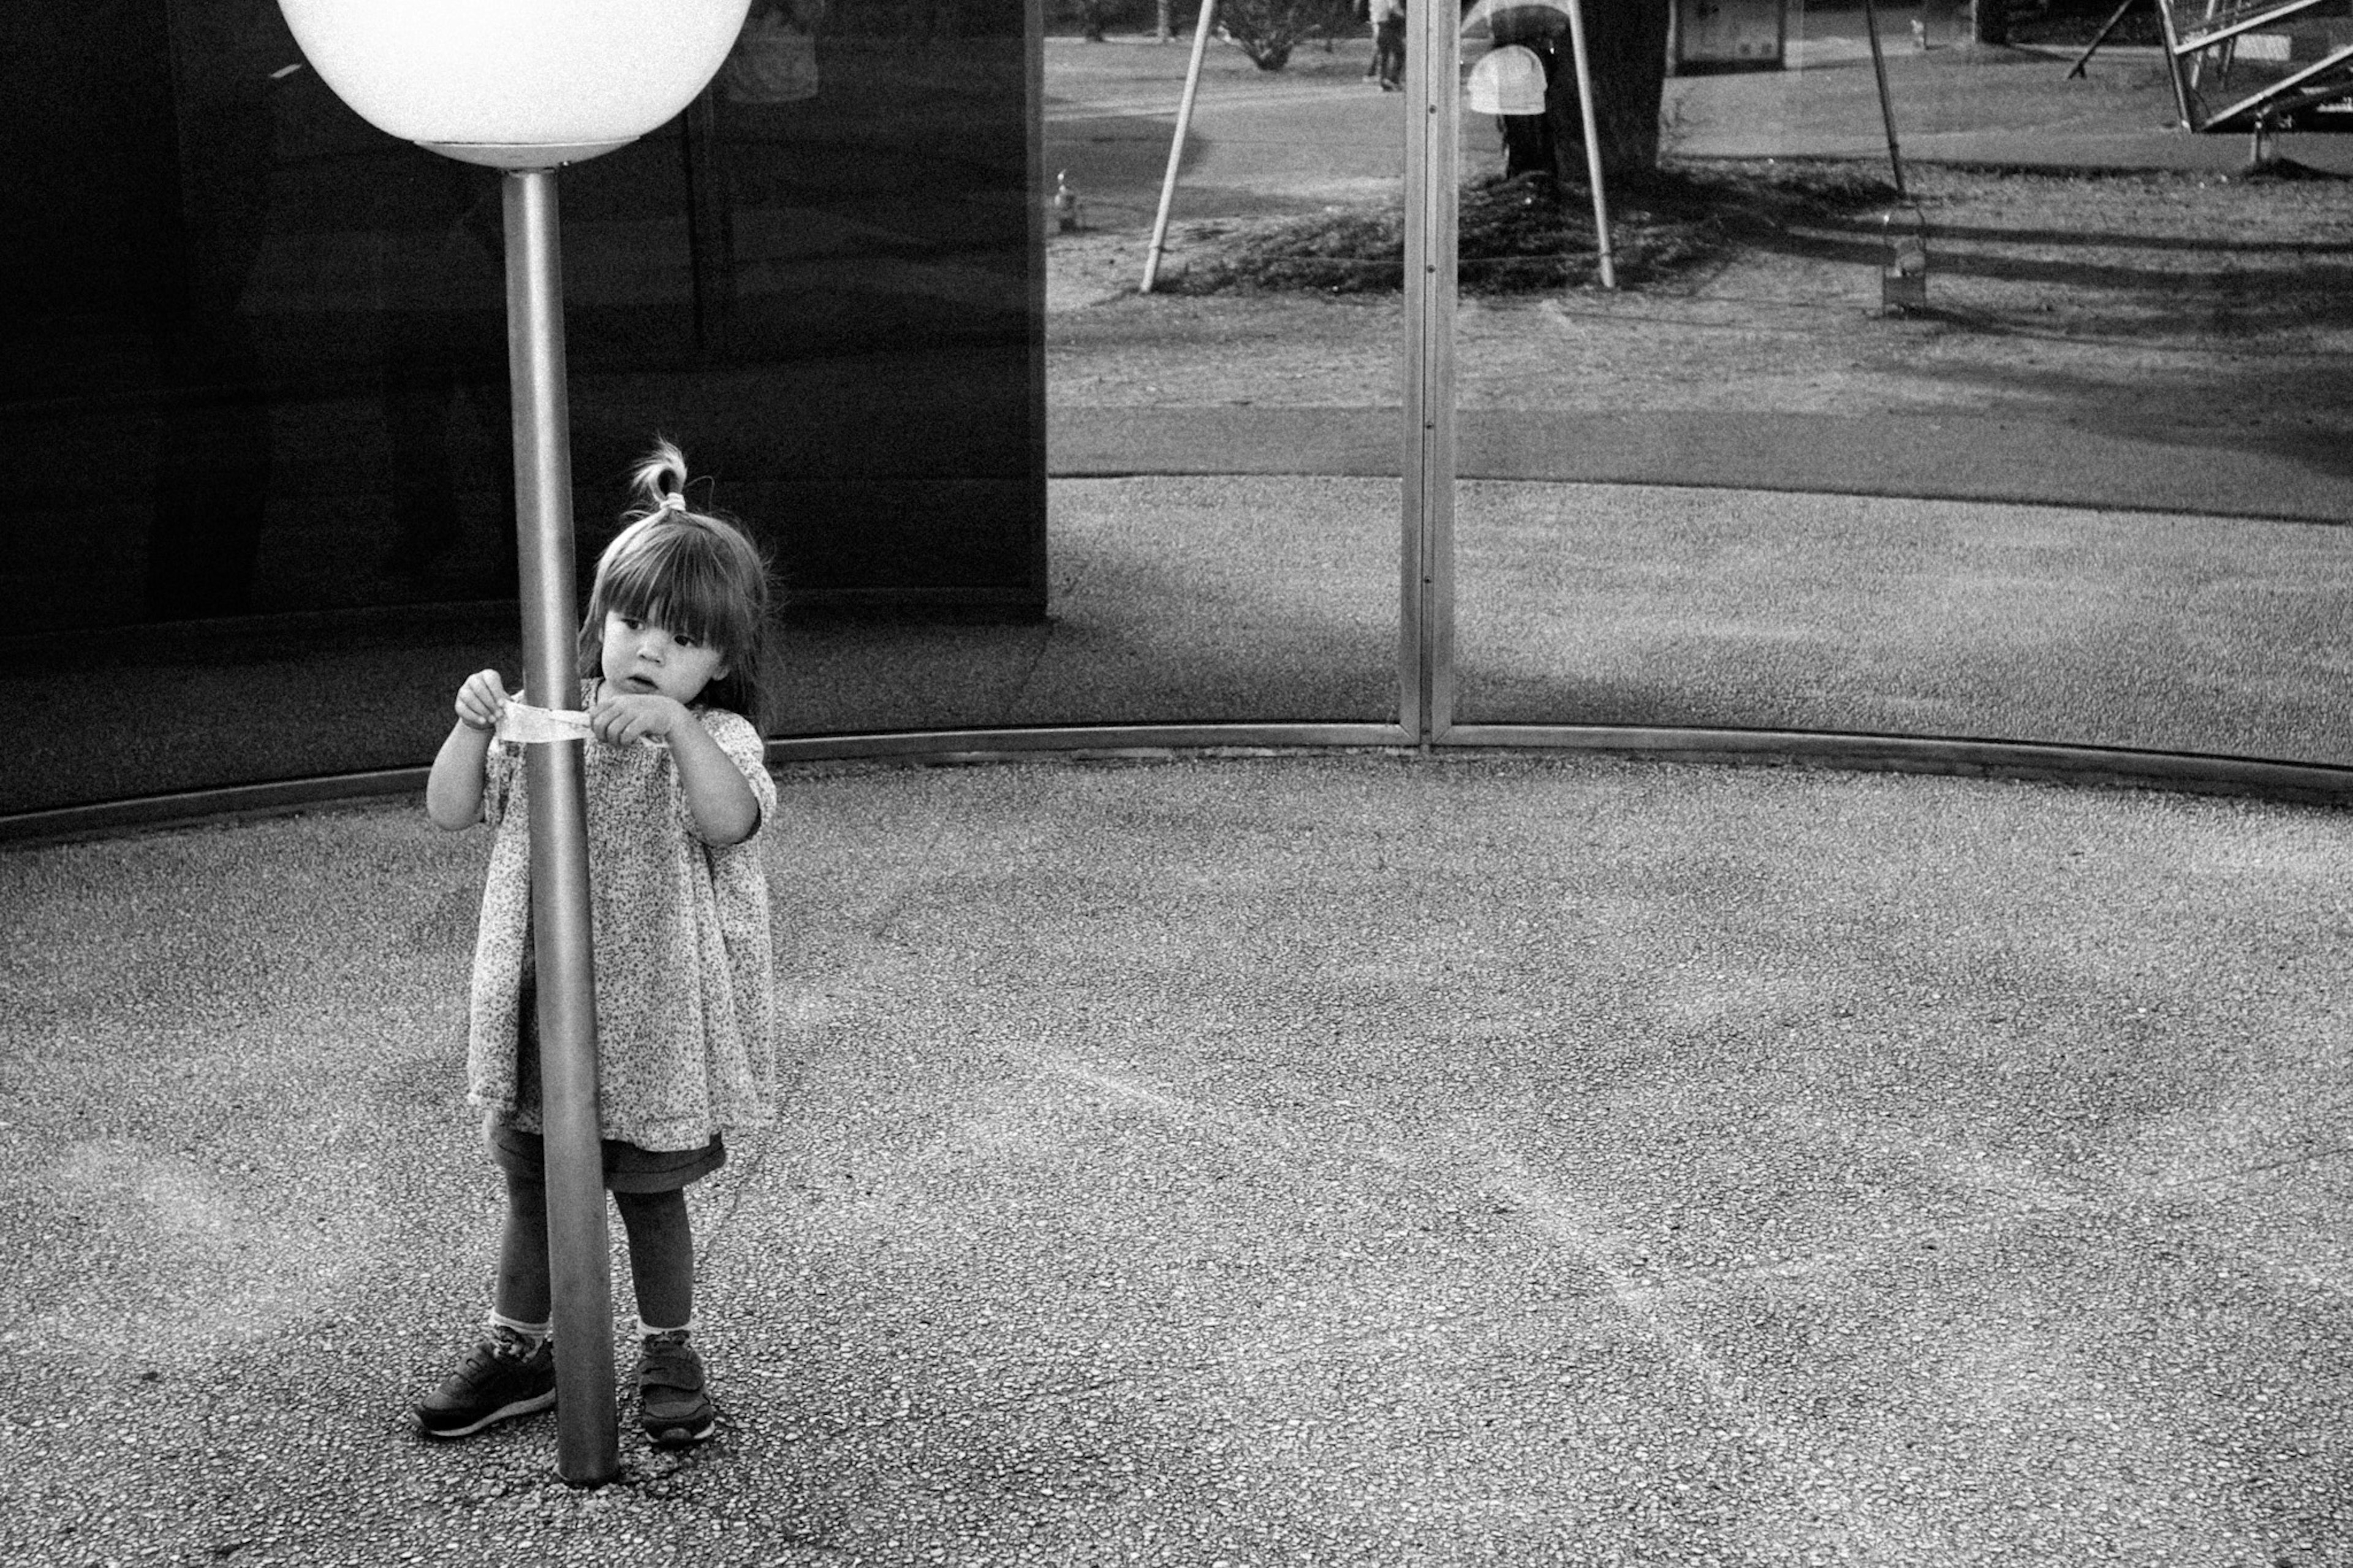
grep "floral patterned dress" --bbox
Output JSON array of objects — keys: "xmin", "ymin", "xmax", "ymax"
[{"xmin": 464, "ymin": 682, "xmax": 778, "ymax": 1155}]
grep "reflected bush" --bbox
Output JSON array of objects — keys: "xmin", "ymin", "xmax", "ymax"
[
  {"xmin": 1216, "ymin": 0, "xmax": 1358, "ymax": 69},
  {"xmin": 1157, "ymin": 164, "xmax": 1897, "ymax": 294}
]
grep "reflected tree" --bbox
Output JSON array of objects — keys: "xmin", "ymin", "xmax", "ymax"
[
  {"xmin": 1220, "ymin": 0, "xmax": 1357, "ymax": 67},
  {"xmin": 1482, "ymin": 0, "xmax": 1672, "ymax": 181}
]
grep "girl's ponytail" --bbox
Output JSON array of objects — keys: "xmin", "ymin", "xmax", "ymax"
[{"xmin": 625, "ymin": 437, "xmax": 694, "ymax": 521}]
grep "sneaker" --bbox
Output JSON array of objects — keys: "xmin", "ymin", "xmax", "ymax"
[
  {"xmin": 414, "ymin": 1326, "xmax": 557, "ymax": 1439},
  {"xmin": 638, "ymin": 1329, "xmax": 716, "ymax": 1448}
]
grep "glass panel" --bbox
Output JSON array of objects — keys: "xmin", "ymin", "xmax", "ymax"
[
  {"xmin": 1020, "ymin": 0, "xmax": 1406, "ymax": 731},
  {"xmin": 3, "ymin": 0, "xmax": 1048, "ymax": 816},
  {"xmin": 2, "ymin": 0, "xmax": 1415, "ymax": 821},
  {"xmin": 1449, "ymin": 0, "xmax": 2353, "ymax": 767}
]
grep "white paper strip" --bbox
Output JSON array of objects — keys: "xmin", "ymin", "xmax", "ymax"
[
  {"xmin": 494, "ymin": 701, "xmax": 667, "ymax": 748},
  {"xmin": 496, "ymin": 702, "xmax": 596, "ymax": 745}
]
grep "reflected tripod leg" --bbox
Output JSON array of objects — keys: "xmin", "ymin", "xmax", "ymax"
[{"xmin": 2069, "ymin": 0, "xmax": 2145, "ymax": 77}]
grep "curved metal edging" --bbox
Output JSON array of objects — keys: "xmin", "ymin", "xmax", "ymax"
[
  {"xmin": 1438, "ymin": 725, "xmax": 2353, "ymax": 808},
  {"xmin": 0, "ymin": 767, "xmax": 436, "ymax": 848},
  {"xmin": 0, "ymin": 729, "xmax": 1412, "ymax": 847},
  {"xmin": 770, "ymin": 722, "xmax": 2353, "ymax": 806},
  {"xmin": 765, "ymin": 723, "xmax": 1415, "ymax": 765},
  {"xmin": 6, "ymin": 724, "xmax": 2347, "ymax": 848}
]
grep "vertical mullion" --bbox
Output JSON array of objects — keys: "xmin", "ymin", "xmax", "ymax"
[{"xmin": 1399, "ymin": 0, "xmax": 1458, "ymax": 743}]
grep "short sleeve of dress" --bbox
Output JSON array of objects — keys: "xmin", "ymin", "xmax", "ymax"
[{"xmin": 689, "ymin": 709, "xmax": 778, "ymax": 842}]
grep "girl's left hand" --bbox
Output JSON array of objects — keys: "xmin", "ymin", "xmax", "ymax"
[{"xmin": 586, "ymin": 692, "xmax": 689, "ymax": 746}]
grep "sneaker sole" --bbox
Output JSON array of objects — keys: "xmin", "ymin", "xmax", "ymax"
[
  {"xmin": 417, "ymin": 1388, "xmax": 557, "ymax": 1440},
  {"xmin": 644, "ymin": 1414, "xmax": 716, "ymax": 1449}
]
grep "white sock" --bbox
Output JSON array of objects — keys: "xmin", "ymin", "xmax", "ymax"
[{"xmin": 488, "ymin": 1310, "xmax": 553, "ymax": 1347}]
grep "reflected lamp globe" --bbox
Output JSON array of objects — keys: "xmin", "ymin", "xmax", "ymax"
[{"xmin": 275, "ymin": 0, "xmax": 752, "ymax": 167}]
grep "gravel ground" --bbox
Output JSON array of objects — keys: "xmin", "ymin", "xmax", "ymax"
[{"xmin": 4, "ymin": 751, "xmax": 2352, "ymax": 1564}]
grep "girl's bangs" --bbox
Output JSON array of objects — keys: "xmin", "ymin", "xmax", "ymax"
[
  {"xmin": 580, "ymin": 508, "xmax": 770, "ymax": 722},
  {"xmin": 599, "ymin": 531, "xmax": 746, "ymax": 653}
]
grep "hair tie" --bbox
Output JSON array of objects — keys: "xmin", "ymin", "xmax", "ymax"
[{"xmin": 657, "ymin": 490, "xmax": 689, "ymax": 513}]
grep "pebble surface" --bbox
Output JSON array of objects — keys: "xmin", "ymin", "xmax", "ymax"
[{"xmin": 2, "ymin": 751, "xmax": 2349, "ymax": 1566}]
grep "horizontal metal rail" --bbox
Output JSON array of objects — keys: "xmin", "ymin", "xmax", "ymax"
[
  {"xmin": 1436, "ymin": 725, "xmax": 2353, "ymax": 806},
  {"xmin": 9, "ymin": 726, "xmax": 2350, "ymax": 846},
  {"xmin": 2167, "ymin": 0, "xmax": 2329, "ymax": 54},
  {"xmin": 767, "ymin": 723, "xmax": 1414, "ymax": 763},
  {"xmin": 0, "ymin": 768, "xmax": 434, "ymax": 847}
]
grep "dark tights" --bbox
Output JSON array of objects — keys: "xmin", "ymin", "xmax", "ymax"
[{"xmin": 494, "ymin": 1170, "xmax": 695, "ymax": 1330}]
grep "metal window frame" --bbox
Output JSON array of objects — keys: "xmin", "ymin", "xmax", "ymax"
[{"xmin": 1400, "ymin": 0, "xmax": 1461, "ymax": 746}]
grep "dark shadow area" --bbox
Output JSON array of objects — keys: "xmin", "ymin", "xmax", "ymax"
[
  {"xmin": 1750, "ymin": 222, "xmax": 2353, "ymax": 319},
  {"xmin": 1824, "ymin": 221, "xmax": 2353, "ymax": 257},
  {"xmin": 1881, "ymin": 351, "xmax": 2353, "ymax": 487}
]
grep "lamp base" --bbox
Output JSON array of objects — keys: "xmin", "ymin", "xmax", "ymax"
[{"xmin": 420, "ymin": 138, "xmax": 637, "ymax": 169}]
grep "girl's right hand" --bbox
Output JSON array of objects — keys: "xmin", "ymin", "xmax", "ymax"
[{"xmin": 455, "ymin": 669, "xmax": 512, "ymax": 735}]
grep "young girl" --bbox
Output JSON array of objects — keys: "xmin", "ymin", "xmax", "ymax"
[{"xmin": 416, "ymin": 438, "xmax": 777, "ymax": 1449}]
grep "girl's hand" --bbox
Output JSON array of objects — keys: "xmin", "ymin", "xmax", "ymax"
[
  {"xmin": 587, "ymin": 691, "xmax": 689, "ymax": 747},
  {"xmin": 429, "ymin": 670, "xmax": 510, "ymax": 830},
  {"xmin": 455, "ymin": 669, "xmax": 511, "ymax": 734}
]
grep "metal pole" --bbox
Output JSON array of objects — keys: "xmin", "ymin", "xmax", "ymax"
[
  {"xmin": 2067, "ymin": 0, "xmax": 2142, "ymax": 77},
  {"xmin": 502, "ymin": 166, "xmax": 619, "ymax": 1488},
  {"xmin": 2151, "ymin": 0, "xmax": 2200, "ymax": 129},
  {"xmin": 1563, "ymin": 0, "xmax": 1616, "ymax": 289},
  {"xmin": 1401, "ymin": 0, "xmax": 1457, "ymax": 740},
  {"xmin": 1862, "ymin": 0, "xmax": 1910, "ymax": 200},
  {"xmin": 1142, "ymin": 0, "xmax": 1219, "ymax": 293}
]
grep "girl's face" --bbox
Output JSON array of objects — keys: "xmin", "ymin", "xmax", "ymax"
[{"xmin": 599, "ymin": 612, "xmax": 730, "ymax": 706}]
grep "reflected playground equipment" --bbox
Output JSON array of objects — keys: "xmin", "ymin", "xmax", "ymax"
[{"xmin": 2075, "ymin": 0, "xmax": 2353, "ymax": 140}]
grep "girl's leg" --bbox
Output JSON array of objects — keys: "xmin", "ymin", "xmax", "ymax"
[
  {"xmin": 414, "ymin": 1167, "xmax": 559, "ymax": 1439},
  {"xmin": 612, "ymin": 1187, "xmax": 695, "ymax": 1330},
  {"xmin": 493, "ymin": 1167, "xmax": 553, "ymax": 1328},
  {"xmin": 615, "ymin": 1186, "xmax": 711, "ymax": 1445}
]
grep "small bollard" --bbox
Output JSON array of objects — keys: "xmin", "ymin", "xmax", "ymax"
[
  {"xmin": 2249, "ymin": 119, "xmax": 2280, "ymax": 171},
  {"xmin": 1881, "ymin": 204, "xmax": 1929, "ymax": 314}
]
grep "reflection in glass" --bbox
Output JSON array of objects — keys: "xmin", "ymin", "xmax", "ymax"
[
  {"xmin": 1449, "ymin": 0, "xmax": 2353, "ymax": 770},
  {"xmin": 1018, "ymin": 0, "xmax": 1408, "ymax": 733}
]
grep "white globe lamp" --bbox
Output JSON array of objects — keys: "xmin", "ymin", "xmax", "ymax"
[{"xmin": 277, "ymin": 0, "xmax": 751, "ymax": 167}]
